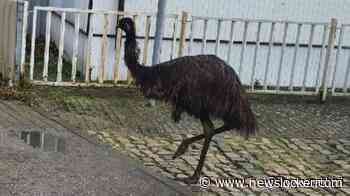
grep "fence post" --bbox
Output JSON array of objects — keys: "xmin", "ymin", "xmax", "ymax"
[
  {"xmin": 320, "ymin": 18, "xmax": 337, "ymax": 103},
  {"xmin": 178, "ymin": 11, "xmax": 188, "ymax": 57},
  {"xmin": 7, "ymin": 1, "xmax": 18, "ymax": 87},
  {"xmin": 20, "ymin": 1, "xmax": 29, "ymax": 81}
]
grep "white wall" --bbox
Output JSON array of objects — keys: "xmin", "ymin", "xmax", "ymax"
[{"xmin": 125, "ymin": 0, "xmax": 350, "ymax": 24}]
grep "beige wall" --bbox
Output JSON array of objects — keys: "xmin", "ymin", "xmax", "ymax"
[{"xmin": 0, "ymin": 0, "xmax": 17, "ymax": 83}]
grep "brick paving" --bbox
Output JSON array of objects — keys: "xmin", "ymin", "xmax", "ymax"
[{"xmin": 13, "ymin": 86, "xmax": 350, "ymax": 195}]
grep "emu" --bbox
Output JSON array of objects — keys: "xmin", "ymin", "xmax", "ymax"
[{"xmin": 117, "ymin": 18, "xmax": 257, "ymax": 184}]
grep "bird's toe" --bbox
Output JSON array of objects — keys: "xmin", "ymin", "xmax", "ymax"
[{"xmin": 176, "ymin": 175, "xmax": 200, "ymax": 185}]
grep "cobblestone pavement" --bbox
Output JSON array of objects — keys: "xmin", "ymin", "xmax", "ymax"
[{"xmin": 20, "ymin": 86, "xmax": 350, "ymax": 195}]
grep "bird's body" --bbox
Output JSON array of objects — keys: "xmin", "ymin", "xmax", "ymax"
[
  {"xmin": 133, "ymin": 54, "xmax": 255, "ymax": 137},
  {"xmin": 117, "ymin": 18, "xmax": 257, "ymax": 184}
]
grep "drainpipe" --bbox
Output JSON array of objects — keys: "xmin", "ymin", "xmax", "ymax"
[
  {"xmin": 152, "ymin": 0, "xmax": 167, "ymax": 65},
  {"xmin": 148, "ymin": 0, "xmax": 167, "ymax": 106}
]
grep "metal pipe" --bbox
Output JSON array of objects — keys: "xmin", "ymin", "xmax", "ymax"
[{"xmin": 152, "ymin": 0, "xmax": 167, "ymax": 65}]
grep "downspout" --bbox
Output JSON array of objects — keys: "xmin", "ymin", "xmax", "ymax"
[{"xmin": 86, "ymin": 0, "xmax": 93, "ymax": 34}]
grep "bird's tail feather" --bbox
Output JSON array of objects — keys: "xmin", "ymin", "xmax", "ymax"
[{"xmin": 238, "ymin": 95, "xmax": 257, "ymax": 138}]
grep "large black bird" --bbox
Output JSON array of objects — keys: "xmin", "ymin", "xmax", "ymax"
[{"xmin": 117, "ymin": 18, "xmax": 257, "ymax": 184}]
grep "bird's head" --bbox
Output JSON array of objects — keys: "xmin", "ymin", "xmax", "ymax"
[{"xmin": 117, "ymin": 17, "xmax": 135, "ymax": 33}]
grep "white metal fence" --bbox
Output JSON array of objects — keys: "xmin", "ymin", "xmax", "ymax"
[
  {"xmin": 331, "ymin": 24, "xmax": 350, "ymax": 96},
  {"xmin": 24, "ymin": 6, "xmax": 350, "ymax": 99},
  {"xmin": 0, "ymin": 0, "xmax": 28, "ymax": 86},
  {"xmin": 185, "ymin": 16, "xmax": 349, "ymax": 98},
  {"xmin": 29, "ymin": 6, "xmax": 180, "ymax": 86}
]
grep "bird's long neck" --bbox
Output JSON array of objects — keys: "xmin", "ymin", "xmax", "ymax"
[
  {"xmin": 123, "ymin": 28, "xmax": 163, "ymax": 99},
  {"xmin": 124, "ymin": 29, "xmax": 142, "ymax": 79}
]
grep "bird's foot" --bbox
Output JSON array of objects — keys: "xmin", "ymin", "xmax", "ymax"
[
  {"xmin": 176, "ymin": 175, "xmax": 200, "ymax": 185},
  {"xmin": 172, "ymin": 141, "xmax": 189, "ymax": 159}
]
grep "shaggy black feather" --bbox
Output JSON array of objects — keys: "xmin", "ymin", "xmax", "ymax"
[
  {"xmin": 117, "ymin": 17, "xmax": 257, "ymax": 184},
  {"xmin": 117, "ymin": 18, "xmax": 257, "ymax": 137}
]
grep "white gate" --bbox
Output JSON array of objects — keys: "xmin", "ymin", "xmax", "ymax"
[{"xmin": 29, "ymin": 6, "xmax": 179, "ymax": 86}]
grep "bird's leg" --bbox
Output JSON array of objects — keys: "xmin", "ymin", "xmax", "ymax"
[
  {"xmin": 172, "ymin": 118, "xmax": 214, "ymax": 159},
  {"xmin": 180, "ymin": 124, "xmax": 232, "ymax": 184},
  {"xmin": 182, "ymin": 133, "xmax": 213, "ymax": 184},
  {"xmin": 178, "ymin": 118, "xmax": 214, "ymax": 184},
  {"xmin": 172, "ymin": 134, "xmax": 204, "ymax": 159},
  {"xmin": 171, "ymin": 106, "xmax": 183, "ymax": 123}
]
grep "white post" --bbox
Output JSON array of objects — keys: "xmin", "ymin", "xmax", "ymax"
[
  {"xmin": 57, "ymin": 12, "xmax": 66, "ymax": 82},
  {"xmin": 302, "ymin": 24, "xmax": 315, "ymax": 92},
  {"xmin": 316, "ymin": 24, "xmax": 328, "ymax": 93},
  {"xmin": 178, "ymin": 12, "xmax": 188, "ymax": 57},
  {"xmin": 201, "ymin": 19, "xmax": 208, "ymax": 54},
  {"xmin": 215, "ymin": 19, "xmax": 222, "ymax": 55},
  {"xmin": 43, "ymin": 11, "xmax": 52, "ymax": 82},
  {"xmin": 290, "ymin": 23, "xmax": 302, "ymax": 91},
  {"xmin": 29, "ymin": 8, "xmax": 38, "ymax": 81},
  {"xmin": 170, "ymin": 15, "xmax": 178, "ymax": 59},
  {"xmin": 276, "ymin": 22, "xmax": 288, "ymax": 91},
  {"xmin": 143, "ymin": 15, "xmax": 152, "ymax": 64},
  {"xmin": 114, "ymin": 14, "xmax": 122, "ymax": 84},
  {"xmin": 20, "ymin": 1, "xmax": 28, "ymax": 80},
  {"xmin": 188, "ymin": 18, "xmax": 195, "ymax": 55},
  {"xmin": 71, "ymin": 14, "xmax": 80, "ymax": 82},
  {"xmin": 331, "ymin": 25, "xmax": 344, "ymax": 94},
  {"xmin": 264, "ymin": 22, "xmax": 275, "ymax": 90},
  {"xmin": 251, "ymin": 22, "xmax": 262, "ymax": 91},
  {"xmin": 238, "ymin": 21, "xmax": 248, "ymax": 77},
  {"xmin": 85, "ymin": 14, "xmax": 94, "ymax": 83},
  {"xmin": 99, "ymin": 13, "xmax": 109, "ymax": 84},
  {"xmin": 344, "ymin": 54, "xmax": 350, "ymax": 93},
  {"xmin": 227, "ymin": 20, "xmax": 235, "ymax": 63},
  {"xmin": 321, "ymin": 18, "xmax": 337, "ymax": 103}
]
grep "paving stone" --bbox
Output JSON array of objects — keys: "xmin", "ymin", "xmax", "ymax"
[
  {"xmin": 289, "ymin": 193, "xmax": 307, "ymax": 196},
  {"xmin": 25, "ymin": 87, "xmax": 350, "ymax": 195},
  {"xmin": 175, "ymin": 173, "xmax": 188, "ymax": 178},
  {"xmin": 336, "ymin": 192, "xmax": 347, "ymax": 196},
  {"xmin": 87, "ymin": 130, "xmax": 97, "ymax": 135},
  {"xmin": 225, "ymin": 152, "xmax": 245, "ymax": 161},
  {"xmin": 341, "ymin": 187, "xmax": 350, "ymax": 194}
]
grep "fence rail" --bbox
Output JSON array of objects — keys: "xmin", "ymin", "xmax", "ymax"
[{"xmin": 21, "ymin": 6, "xmax": 350, "ymax": 100}]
